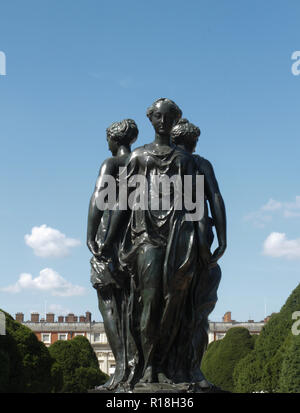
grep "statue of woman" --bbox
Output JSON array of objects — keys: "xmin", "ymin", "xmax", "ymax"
[
  {"xmin": 86, "ymin": 118, "xmax": 138, "ymax": 390},
  {"xmin": 169, "ymin": 118, "xmax": 226, "ymax": 386},
  {"xmin": 101, "ymin": 99, "xmax": 213, "ymax": 386}
]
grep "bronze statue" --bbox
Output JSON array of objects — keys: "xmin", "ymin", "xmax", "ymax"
[
  {"xmin": 87, "ymin": 99, "xmax": 227, "ymax": 392},
  {"xmin": 87, "ymin": 119, "xmax": 138, "ymax": 389}
]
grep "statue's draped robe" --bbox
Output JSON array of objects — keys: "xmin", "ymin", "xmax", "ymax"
[
  {"xmin": 166, "ymin": 154, "xmax": 222, "ymax": 383},
  {"xmin": 91, "ymin": 144, "xmax": 222, "ymax": 386},
  {"xmin": 118, "ymin": 143, "xmax": 206, "ymax": 382},
  {"xmin": 90, "ymin": 186, "xmax": 137, "ymax": 388}
]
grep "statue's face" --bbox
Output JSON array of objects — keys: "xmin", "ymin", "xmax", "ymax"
[
  {"xmin": 150, "ymin": 101, "xmax": 177, "ymax": 136},
  {"xmin": 107, "ymin": 136, "xmax": 119, "ymax": 156},
  {"xmin": 188, "ymin": 140, "xmax": 197, "ymax": 154}
]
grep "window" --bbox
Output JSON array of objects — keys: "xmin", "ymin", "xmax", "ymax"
[
  {"xmin": 58, "ymin": 333, "xmax": 68, "ymax": 341},
  {"xmin": 42, "ymin": 333, "xmax": 51, "ymax": 344},
  {"xmin": 94, "ymin": 333, "xmax": 107, "ymax": 343},
  {"xmin": 74, "ymin": 333, "xmax": 85, "ymax": 337},
  {"xmin": 109, "ymin": 364, "xmax": 116, "ymax": 375}
]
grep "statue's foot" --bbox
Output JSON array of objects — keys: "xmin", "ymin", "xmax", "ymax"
[
  {"xmin": 95, "ymin": 374, "xmax": 114, "ymax": 390},
  {"xmin": 139, "ymin": 366, "xmax": 158, "ymax": 383},
  {"xmin": 96, "ymin": 365, "xmax": 128, "ymax": 391},
  {"xmin": 112, "ymin": 364, "xmax": 128, "ymax": 386},
  {"xmin": 197, "ymin": 379, "xmax": 212, "ymax": 390},
  {"xmin": 190, "ymin": 368, "xmax": 207, "ymax": 383},
  {"xmin": 157, "ymin": 372, "xmax": 173, "ymax": 384}
]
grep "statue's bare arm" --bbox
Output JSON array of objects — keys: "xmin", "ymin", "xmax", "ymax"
[
  {"xmin": 87, "ymin": 158, "xmax": 115, "ymax": 256},
  {"xmin": 200, "ymin": 158, "xmax": 227, "ymax": 267}
]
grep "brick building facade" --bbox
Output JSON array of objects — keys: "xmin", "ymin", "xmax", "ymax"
[{"xmin": 15, "ymin": 310, "xmax": 270, "ymax": 376}]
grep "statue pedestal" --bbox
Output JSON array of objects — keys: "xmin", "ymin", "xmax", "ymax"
[{"xmin": 88, "ymin": 382, "xmax": 229, "ymax": 393}]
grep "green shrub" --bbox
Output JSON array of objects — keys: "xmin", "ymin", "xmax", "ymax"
[
  {"xmin": 0, "ymin": 349, "xmax": 10, "ymax": 392},
  {"xmin": 49, "ymin": 336, "xmax": 108, "ymax": 393},
  {"xmin": 201, "ymin": 327, "xmax": 255, "ymax": 392},
  {"xmin": 233, "ymin": 283, "xmax": 300, "ymax": 393},
  {"xmin": 233, "ymin": 350, "xmax": 263, "ymax": 393},
  {"xmin": 0, "ymin": 309, "xmax": 53, "ymax": 392},
  {"xmin": 278, "ymin": 334, "xmax": 300, "ymax": 393}
]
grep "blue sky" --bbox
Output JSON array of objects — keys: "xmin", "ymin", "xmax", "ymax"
[{"xmin": 0, "ymin": 0, "xmax": 299, "ymax": 322}]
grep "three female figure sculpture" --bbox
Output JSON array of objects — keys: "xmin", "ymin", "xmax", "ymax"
[{"xmin": 87, "ymin": 98, "xmax": 227, "ymax": 391}]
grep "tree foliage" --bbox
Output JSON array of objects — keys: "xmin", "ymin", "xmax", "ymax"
[
  {"xmin": 278, "ymin": 334, "xmax": 300, "ymax": 393},
  {"xmin": 0, "ymin": 309, "xmax": 53, "ymax": 393},
  {"xmin": 49, "ymin": 335, "xmax": 108, "ymax": 393},
  {"xmin": 201, "ymin": 327, "xmax": 256, "ymax": 392},
  {"xmin": 233, "ymin": 283, "xmax": 300, "ymax": 393}
]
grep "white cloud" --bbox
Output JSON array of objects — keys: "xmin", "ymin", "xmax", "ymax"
[
  {"xmin": 25, "ymin": 225, "xmax": 81, "ymax": 258},
  {"xmin": 283, "ymin": 196, "xmax": 300, "ymax": 218},
  {"xmin": 263, "ymin": 232, "xmax": 300, "ymax": 260},
  {"xmin": 47, "ymin": 304, "xmax": 71, "ymax": 316},
  {"xmin": 245, "ymin": 196, "xmax": 300, "ymax": 227},
  {"xmin": 261, "ymin": 198, "xmax": 282, "ymax": 211},
  {"xmin": 0, "ymin": 268, "xmax": 86, "ymax": 296},
  {"xmin": 244, "ymin": 210, "xmax": 272, "ymax": 228}
]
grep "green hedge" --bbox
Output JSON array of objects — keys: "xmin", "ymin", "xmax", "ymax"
[
  {"xmin": 49, "ymin": 335, "xmax": 108, "ymax": 392},
  {"xmin": 201, "ymin": 327, "xmax": 255, "ymax": 392},
  {"xmin": 0, "ymin": 310, "xmax": 108, "ymax": 393},
  {"xmin": 278, "ymin": 333, "xmax": 300, "ymax": 393},
  {"xmin": 233, "ymin": 283, "xmax": 300, "ymax": 393},
  {"xmin": 0, "ymin": 309, "xmax": 53, "ymax": 392}
]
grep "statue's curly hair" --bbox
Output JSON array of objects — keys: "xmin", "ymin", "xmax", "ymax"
[
  {"xmin": 106, "ymin": 118, "xmax": 138, "ymax": 146},
  {"xmin": 146, "ymin": 98, "xmax": 182, "ymax": 123},
  {"xmin": 171, "ymin": 118, "xmax": 200, "ymax": 151}
]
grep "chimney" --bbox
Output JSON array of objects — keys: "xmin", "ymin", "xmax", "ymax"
[
  {"xmin": 58, "ymin": 315, "xmax": 64, "ymax": 323},
  {"xmin": 222, "ymin": 311, "xmax": 232, "ymax": 323},
  {"xmin": 15, "ymin": 313, "xmax": 24, "ymax": 323},
  {"xmin": 85, "ymin": 311, "xmax": 91, "ymax": 322},
  {"xmin": 31, "ymin": 312, "xmax": 40, "ymax": 323},
  {"xmin": 79, "ymin": 315, "xmax": 85, "ymax": 323},
  {"xmin": 46, "ymin": 313, "xmax": 55, "ymax": 323},
  {"xmin": 66, "ymin": 313, "xmax": 75, "ymax": 323}
]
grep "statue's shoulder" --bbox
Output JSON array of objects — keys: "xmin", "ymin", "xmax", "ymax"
[
  {"xmin": 130, "ymin": 145, "xmax": 148, "ymax": 158},
  {"xmin": 99, "ymin": 156, "xmax": 116, "ymax": 172},
  {"xmin": 193, "ymin": 154, "xmax": 214, "ymax": 173},
  {"xmin": 173, "ymin": 145, "xmax": 194, "ymax": 160}
]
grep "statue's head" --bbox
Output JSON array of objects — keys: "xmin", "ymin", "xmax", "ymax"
[
  {"xmin": 106, "ymin": 119, "xmax": 138, "ymax": 155},
  {"xmin": 146, "ymin": 98, "xmax": 182, "ymax": 136},
  {"xmin": 171, "ymin": 118, "xmax": 200, "ymax": 153}
]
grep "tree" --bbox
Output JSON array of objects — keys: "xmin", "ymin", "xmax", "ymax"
[
  {"xmin": 49, "ymin": 335, "xmax": 108, "ymax": 393},
  {"xmin": 233, "ymin": 349, "xmax": 264, "ymax": 393},
  {"xmin": 233, "ymin": 282, "xmax": 300, "ymax": 393},
  {"xmin": 278, "ymin": 334, "xmax": 300, "ymax": 393},
  {"xmin": 0, "ymin": 349, "xmax": 10, "ymax": 392},
  {"xmin": 201, "ymin": 327, "xmax": 256, "ymax": 392},
  {"xmin": 0, "ymin": 309, "xmax": 53, "ymax": 393}
]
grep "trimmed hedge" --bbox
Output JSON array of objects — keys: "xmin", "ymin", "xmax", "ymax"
[
  {"xmin": 201, "ymin": 327, "xmax": 255, "ymax": 392},
  {"xmin": 233, "ymin": 283, "xmax": 300, "ymax": 393},
  {"xmin": 0, "ymin": 309, "xmax": 53, "ymax": 392},
  {"xmin": 49, "ymin": 335, "xmax": 108, "ymax": 393},
  {"xmin": 278, "ymin": 333, "xmax": 300, "ymax": 393}
]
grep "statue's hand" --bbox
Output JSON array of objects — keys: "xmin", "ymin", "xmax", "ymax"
[
  {"xmin": 87, "ymin": 240, "xmax": 99, "ymax": 257},
  {"xmin": 209, "ymin": 243, "xmax": 226, "ymax": 268},
  {"xmin": 198, "ymin": 243, "xmax": 212, "ymax": 268}
]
